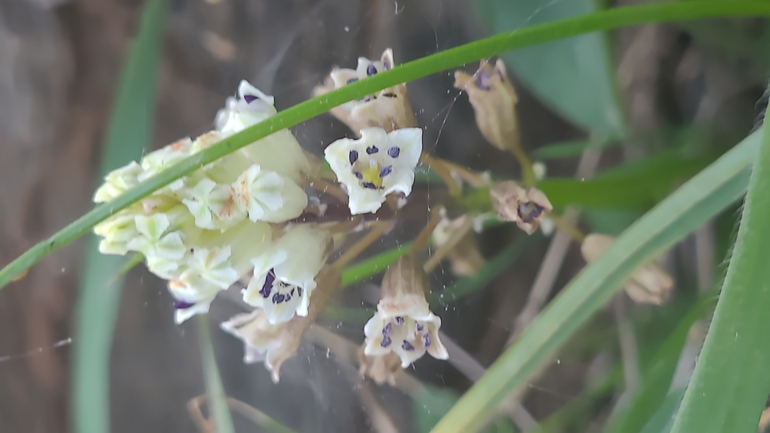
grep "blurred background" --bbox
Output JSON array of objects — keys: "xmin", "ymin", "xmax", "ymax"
[{"xmin": 0, "ymin": 0, "xmax": 768, "ymax": 432}]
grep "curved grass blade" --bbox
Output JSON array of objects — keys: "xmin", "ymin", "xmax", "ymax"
[
  {"xmin": 2, "ymin": 1, "xmax": 770, "ymax": 291},
  {"xmin": 71, "ymin": 0, "xmax": 168, "ymax": 431},
  {"xmin": 431, "ymin": 130, "xmax": 761, "ymax": 432},
  {"xmin": 669, "ymin": 98, "xmax": 770, "ymax": 433}
]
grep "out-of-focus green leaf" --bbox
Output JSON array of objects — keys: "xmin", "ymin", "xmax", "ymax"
[
  {"xmin": 670, "ymin": 88, "xmax": 770, "ymax": 433},
  {"xmin": 475, "ymin": 0, "xmax": 626, "ymax": 138},
  {"xmin": 433, "ymin": 129, "xmax": 760, "ymax": 432},
  {"xmin": 340, "ymin": 242, "xmax": 413, "ymax": 287},
  {"xmin": 604, "ymin": 299, "xmax": 708, "ymax": 433},
  {"xmin": 639, "ymin": 388, "xmax": 685, "ymax": 433},
  {"xmin": 196, "ymin": 316, "xmax": 236, "ymax": 433},
  {"xmin": 532, "ymin": 140, "xmax": 593, "ymax": 160},
  {"xmin": 71, "ymin": 0, "xmax": 168, "ymax": 432},
  {"xmin": 414, "ymin": 386, "xmax": 517, "ymax": 433}
]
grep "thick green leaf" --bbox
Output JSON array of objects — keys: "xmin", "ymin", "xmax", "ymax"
[
  {"xmin": 432, "ymin": 130, "xmax": 760, "ymax": 432},
  {"xmin": 2, "ymin": 2, "xmax": 770, "ymax": 291},
  {"xmin": 476, "ymin": 0, "xmax": 626, "ymax": 138},
  {"xmin": 670, "ymin": 99, "xmax": 770, "ymax": 433},
  {"xmin": 71, "ymin": 0, "xmax": 168, "ymax": 432}
]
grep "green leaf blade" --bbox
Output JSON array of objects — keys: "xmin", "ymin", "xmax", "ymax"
[{"xmin": 670, "ymin": 103, "xmax": 770, "ymax": 432}]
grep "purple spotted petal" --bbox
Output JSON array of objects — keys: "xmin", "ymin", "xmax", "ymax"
[
  {"xmin": 422, "ymin": 333, "xmax": 431, "ymax": 348},
  {"xmin": 259, "ymin": 269, "xmax": 276, "ymax": 298},
  {"xmin": 272, "ymin": 292, "xmax": 286, "ymax": 304},
  {"xmin": 474, "ymin": 70, "xmax": 491, "ymax": 90},
  {"xmin": 381, "ymin": 336, "xmax": 392, "ymax": 348}
]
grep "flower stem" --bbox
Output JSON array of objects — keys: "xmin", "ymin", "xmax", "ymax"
[
  {"xmin": 331, "ymin": 222, "xmax": 393, "ymax": 271},
  {"xmin": 423, "ymin": 215, "xmax": 475, "ymax": 273},
  {"xmin": 508, "ymin": 141, "xmax": 537, "ymax": 187},
  {"xmin": 420, "ymin": 152, "xmax": 463, "ymax": 196},
  {"xmin": 549, "ymin": 213, "xmax": 585, "ymax": 243},
  {"xmin": 409, "ymin": 208, "xmax": 445, "ymax": 255}
]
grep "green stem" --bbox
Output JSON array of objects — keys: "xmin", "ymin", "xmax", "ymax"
[
  {"xmin": 2, "ymin": 1, "xmax": 770, "ymax": 291},
  {"xmin": 196, "ymin": 316, "xmax": 236, "ymax": 433}
]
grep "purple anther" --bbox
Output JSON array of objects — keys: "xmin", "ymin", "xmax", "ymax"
[
  {"xmin": 349, "ymin": 150, "xmax": 359, "ymax": 164},
  {"xmin": 362, "ymin": 181, "xmax": 377, "ymax": 190},
  {"xmin": 366, "ymin": 146, "xmax": 379, "ymax": 154},
  {"xmin": 383, "ymin": 323, "xmax": 393, "ymax": 336},
  {"xmin": 243, "ymin": 94, "xmax": 258, "ymax": 104},
  {"xmin": 395, "ymin": 316, "xmax": 405, "ymax": 325},
  {"xmin": 387, "ymin": 147, "xmax": 400, "ymax": 158},
  {"xmin": 272, "ymin": 292, "xmax": 286, "ymax": 304},
  {"xmin": 402, "ymin": 340, "xmax": 415, "ymax": 351},
  {"xmin": 366, "ymin": 64, "xmax": 377, "ymax": 76},
  {"xmin": 422, "ymin": 333, "xmax": 431, "ymax": 348},
  {"xmin": 354, "ymin": 171, "xmax": 363, "ymax": 180},
  {"xmin": 381, "ymin": 336, "xmax": 392, "ymax": 347},
  {"xmin": 379, "ymin": 166, "xmax": 392, "ymax": 178},
  {"xmin": 415, "ymin": 322, "xmax": 424, "ymax": 332},
  {"xmin": 347, "ymin": 77, "xmax": 359, "ymax": 85}
]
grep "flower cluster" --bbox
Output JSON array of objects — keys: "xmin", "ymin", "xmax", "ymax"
[{"xmin": 93, "ymin": 80, "xmax": 331, "ymax": 324}]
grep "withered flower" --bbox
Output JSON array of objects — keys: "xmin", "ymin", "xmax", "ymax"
[
  {"xmin": 314, "ymin": 48, "xmax": 417, "ymax": 134},
  {"xmin": 454, "ymin": 59, "xmax": 520, "ymax": 152},
  {"xmin": 432, "ymin": 213, "xmax": 486, "ymax": 277},
  {"xmin": 489, "ymin": 180, "xmax": 553, "ymax": 235},
  {"xmin": 581, "ymin": 234, "xmax": 674, "ymax": 305}
]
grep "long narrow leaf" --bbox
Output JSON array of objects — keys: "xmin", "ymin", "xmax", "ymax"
[
  {"xmin": 196, "ymin": 316, "xmax": 236, "ymax": 433},
  {"xmin": 432, "ymin": 130, "xmax": 760, "ymax": 432},
  {"xmin": 670, "ymin": 102, "xmax": 770, "ymax": 432},
  {"xmin": 2, "ymin": 2, "xmax": 770, "ymax": 290},
  {"xmin": 71, "ymin": 0, "xmax": 168, "ymax": 432}
]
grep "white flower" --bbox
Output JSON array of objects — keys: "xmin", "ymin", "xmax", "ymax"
[
  {"xmin": 126, "ymin": 211, "xmax": 188, "ymax": 278},
  {"xmin": 324, "ymin": 127, "xmax": 422, "ymax": 214},
  {"xmin": 220, "ymin": 309, "xmax": 303, "ymax": 383},
  {"xmin": 215, "ymin": 80, "xmax": 311, "ymax": 183},
  {"xmin": 243, "ymin": 224, "xmax": 332, "ymax": 324},
  {"xmin": 93, "ymin": 162, "xmax": 144, "ymax": 203},
  {"xmin": 232, "ymin": 165, "xmax": 307, "ymax": 223},
  {"xmin": 182, "ymin": 178, "xmax": 244, "ymax": 230},
  {"xmin": 94, "ymin": 210, "xmax": 141, "ymax": 255},
  {"xmin": 168, "ymin": 278, "xmax": 222, "ymax": 324},
  {"xmin": 363, "ymin": 256, "xmax": 448, "ymax": 367},
  {"xmin": 138, "ymin": 138, "xmax": 193, "ymax": 191},
  {"xmin": 216, "ymin": 81, "xmax": 277, "ymax": 135},
  {"xmin": 314, "ymin": 48, "xmax": 417, "ymax": 133}
]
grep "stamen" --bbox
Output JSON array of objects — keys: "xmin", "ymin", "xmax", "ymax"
[
  {"xmin": 362, "ymin": 181, "xmax": 377, "ymax": 190},
  {"xmin": 366, "ymin": 146, "xmax": 379, "ymax": 154},
  {"xmin": 402, "ymin": 340, "xmax": 415, "ymax": 351},
  {"xmin": 243, "ymin": 94, "xmax": 258, "ymax": 104},
  {"xmin": 387, "ymin": 147, "xmax": 400, "ymax": 158},
  {"xmin": 354, "ymin": 172, "xmax": 363, "ymax": 179},
  {"xmin": 383, "ymin": 323, "xmax": 393, "ymax": 336},
  {"xmin": 422, "ymin": 333, "xmax": 431, "ymax": 348},
  {"xmin": 518, "ymin": 202, "xmax": 544, "ymax": 222},
  {"xmin": 347, "ymin": 78, "xmax": 359, "ymax": 85},
  {"xmin": 383, "ymin": 61, "xmax": 390, "ymax": 70},
  {"xmin": 349, "ymin": 150, "xmax": 359, "ymax": 164},
  {"xmin": 379, "ymin": 166, "xmax": 392, "ymax": 178},
  {"xmin": 395, "ymin": 316, "xmax": 405, "ymax": 325},
  {"xmin": 366, "ymin": 64, "xmax": 377, "ymax": 76},
  {"xmin": 415, "ymin": 322, "xmax": 424, "ymax": 332}
]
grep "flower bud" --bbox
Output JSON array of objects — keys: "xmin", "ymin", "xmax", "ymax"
[
  {"xmin": 314, "ymin": 48, "xmax": 417, "ymax": 134},
  {"xmin": 489, "ymin": 180, "xmax": 553, "ymax": 235},
  {"xmin": 581, "ymin": 234, "xmax": 674, "ymax": 305},
  {"xmin": 454, "ymin": 59, "xmax": 520, "ymax": 152},
  {"xmin": 324, "ymin": 127, "xmax": 422, "ymax": 215},
  {"xmin": 432, "ymin": 213, "xmax": 485, "ymax": 277},
  {"xmin": 364, "ymin": 256, "xmax": 448, "ymax": 368}
]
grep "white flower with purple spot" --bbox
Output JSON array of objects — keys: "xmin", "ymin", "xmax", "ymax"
[
  {"xmin": 167, "ymin": 278, "xmax": 222, "ymax": 324},
  {"xmin": 243, "ymin": 224, "xmax": 331, "ymax": 324},
  {"xmin": 364, "ymin": 311, "xmax": 447, "ymax": 368},
  {"xmin": 324, "ymin": 127, "xmax": 422, "ymax": 215},
  {"xmin": 215, "ymin": 80, "xmax": 311, "ymax": 183}
]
